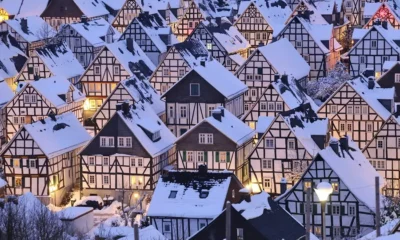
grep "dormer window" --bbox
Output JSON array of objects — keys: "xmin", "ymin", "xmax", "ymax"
[
  {"xmin": 199, "ymin": 190, "xmax": 209, "ymax": 198},
  {"xmin": 153, "ymin": 130, "xmax": 161, "ymax": 141},
  {"xmin": 169, "ymin": 190, "xmax": 177, "ymax": 198}
]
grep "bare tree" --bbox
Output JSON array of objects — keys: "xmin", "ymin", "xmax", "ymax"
[{"xmin": 35, "ymin": 23, "xmax": 56, "ymax": 45}]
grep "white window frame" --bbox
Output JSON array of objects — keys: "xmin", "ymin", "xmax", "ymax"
[
  {"xmin": 276, "ymin": 102, "xmax": 283, "ymax": 111},
  {"xmin": 260, "ymin": 102, "xmax": 267, "ymax": 110},
  {"xmin": 377, "ymin": 139, "xmax": 384, "ymax": 149},
  {"xmin": 347, "ymin": 105, "xmax": 353, "ymax": 114},
  {"xmin": 331, "ymin": 105, "xmax": 337, "ymax": 114},
  {"xmin": 187, "ymin": 151, "xmax": 194, "ymax": 162},
  {"xmin": 264, "ymin": 178, "xmax": 271, "ymax": 189},
  {"xmin": 349, "ymin": 204, "xmax": 356, "ymax": 216},
  {"xmin": 103, "ymin": 175, "xmax": 110, "ymax": 185},
  {"xmin": 366, "ymin": 122, "xmax": 373, "ymax": 132},
  {"xmin": 362, "ymin": 106, "xmax": 368, "ymax": 114},
  {"xmin": 24, "ymin": 94, "xmax": 37, "ymax": 104},
  {"xmin": 89, "ymin": 157, "xmax": 95, "ymax": 166},
  {"xmin": 103, "ymin": 156, "xmax": 109, "ymax": 166},
  {"xmin": 130, "ymin": 158, "xmax": 136, "ymax": 167},
  {"xmin": 163, "ymin": 222, "xmax": 171, "ymax": 233},
  {"xmin": 138, "ymin": 158, "xmax": 143, "ymax": 167},
  {"xmin": 332, "ymin": 204, "xmax": 340, "ymax": 215},
  {"xmin": 219, "ymin": 152, "xmax": 227, "ymax": 163},
  {"xmin": 89, "ymin": 175, "xmax": 95, "ymax": 184},
  {"xmin": 94, "ymin": 66, "xmax": 101, "ymax": 75},
  {"xmin": 360, "ymin": 56, "xmax": 366, "ymax": 64},
  {"xmin": 267, "ymin": 102, "xmax": 275, "ymax": 111},
  {"xmin": 197, "ymin": 151, "xmax": 204, "ymax": 162},
  {"xmin": 206, "ymin": 43, "xmax": 212, "ymax": 50},
  {"xmin": 180, "ymin": 106, "xmax": 187, "ymax": 118},
  {"xmin": 395, "ymin": 74, "xmax": 400, "ymax": 83},
  {"xmin": 29, "ymin": 159, "xmax": 36, "ymax": 168},
  {"xmin": 113, "ymin": 65, "xmax": 120, "ymax": 75},
  {"xmin": 288, "ymin": 139, "xmax": 295, "ymax": 150},
  {"xmin": 100, "ymin": 137, "xmax": 114, "ymax": 147},
  {"xmin": 371, "ymin": 40, "xmax": 377, "ymax": 48},
  {"xmin": 265, "ymin": 138, "xmax": 275, "ymax": 148},
  {"xmin": 262, "ymin": 159, "xmax": 272, "ymax": 169}
]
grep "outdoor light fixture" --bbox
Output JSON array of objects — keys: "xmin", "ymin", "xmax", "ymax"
[{"xmin": 314, "ymin": 182, "xmax": 333, "ymax": 240}]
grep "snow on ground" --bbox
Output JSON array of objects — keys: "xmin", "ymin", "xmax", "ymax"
[{"xmin": 359, "ymin": 219, "xmax": 400, "ymax": 240}]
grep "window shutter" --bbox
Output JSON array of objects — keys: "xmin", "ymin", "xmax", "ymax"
[
  {"xmin": 216, "ymin": 152, "xmax": 219, "ymax": 162},
  {"xmin": 10, "ymin": 159, "xmax": 13, "ymax": 167},
  {"xmin": 204, "ymin": 151, "xmax": 207, "ymax": 163},
  {"xmin": 36, "ymin": 159, "xmax": 39, "ymax": 168},
  {"xmin": 327, "ymin": 205, "xmax": 332, "ymax": 215},
  {"xmin": 182, "ymin": 151, "xmax": 186, "ymax": 161},
  {"xmin": 12, "ymin": 177, "xmax": 15, "ymax": 186},
  {"xmin": 22, "ymin": 177, "xmax": 25, "ymax": 188},
  {"xmin": 341, "ymin": 205, "xmax": 346, "ymax": 215},
  {"xmin": 20, "ymin": 159, "xmax": 23, "ymax": 168},
  {"xmin": 26, "ymin": 159, "xmax": 29, "ymax": 167},
  {"xmin": 299, "ymin": 203, "xmax": 304, "ymax": 214},
  {"xmin": 226, "ymin": 152, "xmax": 230, "ymax": 162},
  {"xmin": 313, "ymin": 204, "xmax": 317, "ymax": 213}
]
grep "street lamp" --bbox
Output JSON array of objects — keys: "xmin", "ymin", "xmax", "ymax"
[{"xmin": 314, "ymin": 182, "xmax": 333, "ymax": 240}]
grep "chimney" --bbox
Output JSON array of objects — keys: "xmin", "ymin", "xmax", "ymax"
[
  {"xmin": 216, "ymin": 17, "xmax": 222, "ymax": 26},
  {"xmin": 198, "ymin": 164, "xmax": 207, "ymax": 176},
  {"xmin": 274, "ymin": 74, "xmax": 280, "ymax": 82},
  {"xmin": 382, "ymin": 21, "xmax": 388, "ymax": 30},
  {"xmin": 339, "ymin": 136, "xmax": 349, "ymax": 152},
  {"xmin": 330, "ymin": 139, "xmax": 340, "ymax": 156},
  {"xmin": 280, "ymin": 178, "xmax": 287, "ymax": 194},
  {"xmin": 239, "ymin": 188, "xmax": 251, "ymax": 202},
  {"xmin": 258, "ymin": 41, "xmax": 264, "ymax": 47},
  {"xmin": 81, "ymin": 15, "xmax": 88, "ymax": 24},
  {"xmin": 281, "ymin": 74, "xmax": 288, "ymax": 86},
  {"xmin": 126, "ymin": 38, "xmax": 134, "ymax": 53},
  {"xmin": 217, "ymin": 106, "xmax": 225, "ymax": 117},
  {"xmin": 368, "ymin": 77, "xmax": 375, "ymax": 89},
  {"xmin": 116, "ymin": 103, "xmax": 123, "ymax": 111},
  {"xmin": 122, "ymin": 102, "xmax": 130, "ymax": 114},
  {"xmin": 200, "ymin": 61, "xmax": 205, "ymax": 67},
  {"xmin": 212, "ymin": 109, "xmax": 222, "ymax": 122},
  {"xmin": 374, "ymin": 19, "xmax": 381, "ymax": 26}
]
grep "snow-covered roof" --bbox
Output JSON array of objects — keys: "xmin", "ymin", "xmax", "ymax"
[
  {"xmin": 0, "ymin": 33, "xmax": 27, "ymax": 80},
  {"xmin": 133, "ymin": 12, "xmax": 178, "ymax": 53},
  {"xmin": 238, "ymin": 0, "xmax": 292, "ymax": 35},
  {"xmin": 23, "ymin": 112, "xmax": 91, "ymax": 158},
  {"xmin": 287, "ymin": 2, "xmax": 329, "ymax": 25},
  {"xmin": 352, "ymin": 28, "xmax": 369, "ymax": 40},
  {"xmin": 233, "ymin": 191, "xmax": 271, "ymax": 220},
  {"xmin": 35, "ymin": 42, "xmax": 85, "ymax": 79},
  {"xmin": 352, "ymin": 25, "xmax": 400, "ymax": 54},
  {"xmin": 359, "ymin": 219, "xmax": 400, "ymax": 240},
  {"xmin": 174, "ymin": 38, "xmax": 210, "ymax": 67},
  {"xmin": 58, "ymin": 207, "xmax": 93, "ymax": 220},
  {"xmin": 117, "ymin": 101, "xmax": 175, "ymax": 157},
  {"xmin": 364, "ymin": 2, "xmax": 400, "ymax": 24},
  {"xmin": 229, "ymin": 53, "xmax": 245, "ymax": 65},
  {"xmin": 202, "ymin": 17, "xmax": 250, "ymax": 54},
  {"xmin": 68, "ymin": 18, "xmax": 120, "ymax": 47},
  {"xmin": 101, "ymin": 0, "xmax": 126, "ymax": 10},
  {"xmin": 5, "ymin": 16, "xmax": 56, "ymax": 43},
  {"xmin": 256, "ymin": 116, "xmax": 274, "ymax": 134},
  {"xmin": 363, "ymin": 2, "xmax": 382, "ymax": 17},
  {"xmin": 348, "ymin": 77, "xmax": 394, "ymax": 120},
  {"xmin": 313, "ymin": 0, "xmax": 337, "ymax": 15},
  {"xmin": 30, "ymin": 76, "xmax": 86, "ymax": 108},
  {"xmin": 147, "ymin": 170, "xmax": 233, "ymax": 218},
  {"xmin": 0, "ymin": 81, "xmax": 14, "ymax": 107},
  {"xmin": 376, "ymin": 234, "xmax": 400, "ymax": 240},
  {"xmin": 97, "ymin": 225, "xmax": 166, "ymax": 240},
  {"xmin": 0, "ymin": 178, "xmax": 6, "ymax": 188},
  {"xmin": 280, "ymin": 104, "xmax": 328, "ymax": 153},
  {"xmin": 319, "ymin": 136, "xmax": 384, "ymax": 211},
  {"xmin": 106, "ymin": 39, "xmax": 156, "ymax": 80},
  {"xmin": 258, "ymin": 38, "xmax": 310, "ymax": 80},
  {"xmin": 73, "ymin": 0, "xmax": 110, "ymax": 18},
  {"xmin": 193, "ymin": 0, "xmax": 238, "ymax": 18},
  {"xmin": 0, "ymin": 0, "xmax": 49, "ymax": 17},
  {"xmin": 383, "ymin": 60, "xmax": 399, "ymax": 71}
]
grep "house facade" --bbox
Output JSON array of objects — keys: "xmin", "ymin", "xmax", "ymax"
[{"xmin": 110, "ymin": 0, "xmax": 143, "ymax": 33}]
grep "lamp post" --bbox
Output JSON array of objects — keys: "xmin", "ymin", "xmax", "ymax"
[{"xmin": 314, "ymin": 182, "xmax": 333, "ymax": 240}]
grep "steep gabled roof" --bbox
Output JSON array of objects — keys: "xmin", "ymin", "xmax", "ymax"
[
  {"xmin": 0, "ymin": 33, "xmax": 27, "ymax": 80},
  {"xmin": 73, "ymin": 0, "xmax": 110, "ymax": 18},
  {"xmin": 106, "ymin": 39, "xmax": 156, "ymax": 80},
  {"xmin": 174, "ymin": 38, "xmax": 210, "ymax": 67},
  {"xmin": 117, "ymin": 101, "xmax": 176, "ymax": 157},
  {"xmin": 193, "ymin": 0, "xmax": 238, "ymax": 18},
  {"xmin": 35, "ymin": 42, "xmax": 85, "ymax": 79},
  {"xmin": 350, "ymin": 25, "xmax": 400, "ymax": 54},
  {"xmin": 0, "ymin": 0, "xmax": 49, "ymax": 17},
  {"xmin": 0, "ymin": 81, "xmax": 14, "ymax": 107},
  {"xmin": 5, "ymin": 16, "xmax": 56, "ymax": 43},
  {"xmin": 22, "ymin": 112, "xmax": 90, "ymax": 158},
  {"xmin": 147, "ymin": 170, "xmax": 234, "ymax": 218}
]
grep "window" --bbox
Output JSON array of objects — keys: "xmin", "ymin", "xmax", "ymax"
[
  {"xmin": 117, "ymin": 137, "xmax": 132, "ymax": 148},
  {"xmin": 377, "ymin": 140, "xmax": 384, "ymax": 149},
  {"xmin": 24, "ymin": 94, "xmax": 37, "ymax": 104},
  {"xmin": 163, "ymin": 68, "xmax": 169, "ymax": 76},
  {"xmin": 354, "ymin": 106, "xmax": 360, "ymax": 114},
  {"xmin": 347, "ymin": 105, "xmax": 353, "ymax": 114},
  {"xmin": 333, "ymin": 227, "xmax": 341, "ymax": 237},
  {"xmin": 367, "ymin": 122, "xmax": 373, "ymax": 132},
  {"xmin": 393, "ymin": 74, "xmax": 400, "ymax": 84},
  {"xmin": 347, "ymin": 123, "xmax": 352, "ymax": 132},
  {"xmin": 262, "ymin": 33, "xmax": 267, "ymax": 40},
  {"xmin": 383, "ymin": 56, "xmax": 389, "ymax": 63},
  {"xmin": 103, "ymin": 157, "xmax": 109, "ymax": 166},
  {"xmin": 190, "ymin": 83, "xmax": 200, "ymax": 96},
  {"xmin": 199, "ymin": 133, "xmax": 213, "ymax": 144},
  {"xmin": 255, "ymin": 33, "xmax": 260, "ymax": 40},
  {"xmin": 244, "ymin": 104, "xmax": 249, "ymax": 111},
  {"xmin": 332, "ymin": 181, "xmax": 339, "ymax": 193},
  {"xmin": 265, "ymin": 138, "xmax": 274, "ymax": 148},
  {"xmin": 331, "ymin": 105, "xmax": 337, "ymax": 114},
  {"xmin": 350, "ymin": 227, "xmax": 357, "ymax": 236},
  {"xmin": 89, "ymin": 175, "xmax": 95, "ymax": 184},
  {"xmin": 89, "ymin": 157, "xmax": 95, "ymax": 165},
  {"xmin": 251, "ymin": 89, "xmax": 256, "ymax": 96},
  {"xmin": 179, "ymin": 68, "xmax": 185, "ymax": 77},
  {"xmin": 100, "ymin": 137, "xmax": 114, "ymax": 147},
  {"xmin": 362, "ymin": 106, "xmax": 368, "ymax": 114},
  {"xmin": 264, "ymin": 178, "xmax": 271, "ymax": 189},
  {"xmin": 113, "ymin": 66, "xmax": 120, "ymax": 75},
  {"xmin": 163, "ymin": 223, "xmax": 171, "ymax": 232},
  {"xmin": 169, "ymin": 190, "xmax": 177, "ymax": 198},
  {"xmin": 74, "ymin": 38, "xmax": 80, "ymax": 46},
  {"xmin": 219, "ymin": 152, "xmax": 227, "ymax": 163},
  {"xmin": 262, "ymin": 159, "xmax": 272, "ymax": 169},
  {"xmin": 237, "ymin": 228, "xmax": 244, "ymax": 240},
  {"xmin": 103, "ymin": 175, "xmax": 109, "ymax": 185},
  {"xmin": 302, "ymin": 54, "xmax": 309, "ymax": 61},
  {"xmin": 94, "ymin": 66, "xmax": 101, "ymax": 75},
  {"xmin": 29, "ymin": 159, "xmax": 36, "ymax": 168},
  {"xmin": 260, "ymin": 102, "xmax": 267, "ymax": 110},
  {"xmin": 206, "ymin": 43, "xmax": 212, "ymax": 50},
  {"xmin": 226, "ymin": 59, "xmax": 231, "ymax": 66},
  {"xmin": 199, "ymin": 222, "xmax": 207, "ymax": 229},
  {"xmin": 276, "ymin": 102, "xmax": 283, "ymax": 111},
  {"xmin": 304, "ymin": 180, "xmax": 312, "ymax": 189},
  {"xmin": 349, "ymin": 204, "xmax": 356, "ymax": 216},
  {"xmin": 208, "ymin": 106, "xmax": 215, "ymax": 117},
  {"xmin": 138, "ymin": 158, "xmax": 143, "ymax": 167},
  {"xmin": 332, "ymin": 204, "xmax": 340, "ymax": 215},
  {"xmin": 187, "ymin": 151, "xmax": 194, "ymax": 162},
  {"xmin": 296, "ymin": 41, "xmax": 302, "ymax": 47},
  {"xmin": 15, "ymin": 177, "xmax": 22, "ymax": 187},
  {"xmin": 371, "ymin": 40, "xmax": 377, "ymax": 48},
  {"xmin": 267, "ymin": 102, "xmax": 275, "ymax": 111},
  {"xmin": 360, "ymin": 56, "xmax": 365, "ymax": 64},
  {"xmin": 180, "ymin": 106, "xmax": 187, "ymax": 118},
  {"xmin": 197, "ymin": 151, "xmax": 204, "ymax": 162},
  {"xmin": 288, "ymin": 139, "xmax": 295, "ymax": 150},
  {"xmin": 207, "ymin": 133, "xmax": 213, "ymax": 144},
  {"xmin": 398, "ymin": 137, "xmax": 400, "ymax": 148},
  {"xmin": 314, "ymin": 226, "xmax": 322, "ymax": 236},
  {"xmin": 199, "ymin": 133, "xmax": 206, "ymax": 144},
  {"xmin": 130, "ymin": 158, "xmax": 135, "ymax": 167}
]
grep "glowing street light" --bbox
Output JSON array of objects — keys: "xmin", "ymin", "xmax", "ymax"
[{"xmin": 314, "ymin": 182, "xmax": 333, "ymax": 240}]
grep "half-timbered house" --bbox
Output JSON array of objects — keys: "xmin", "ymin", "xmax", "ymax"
[
  {"xmin": 0, "ymin": 32, "xmax": 27, "ymax": 89},
  {"xmin": 235, "ymin": 38, "xmax": 310, "ymax": 113},
  {"xmin": 136, "ymin": 0, "xmax": 185, "ymax": 26},
  {"xmin": 276, "ymin": 136, "xmax": 383, "ymax": 238},
  {"xmin": 80, "ymin": 101, "xmax": 176, "ymax": 198},
  {"xmin": 92, "ymin": 76, "xmax": 164, "ymax": 131},
  {"xmin": 15, "ymin": 41, "xmax": 85, "ymax": 84},
  {"xmin": 277, "ymin": 14, "xmax": 342, "ymax": 80},
  {"xmin": 342, "ymin": 0, "xmax": 380, "ymax": 26},
  {"xmin": 120, "ymin": 12, "xmax": 179, "ymax": 65},
  {"xmin": 0, "ymin": 16, "xmax": 56, "ymax": 56},
  {"xmin": 378, "ymin": 61, "xmax": 400, "ymax": 102},
  {"xmin": 187, "ymin": 17, "xmax": 250, "ymax": 73},
  {"xmin": 172, "ymin": 0, "xmax": 238, "ymax": 42},
  {"xmin": 149, "ymin": 38, "xmax": 209, "ymax": 94},
  {"xmin": 0, "ymin": 81, "xmax": 14, "ymax": 145},
  {"xmin": 147, "ymin": 168, "xmax": 243, "ymax": 240},
  {"xmin": 0, "ymin": 112, "xmax": 91, "ymax": 205},
  {"xmin": 77, "ymin": 38, "xmax": 156, "ymax": 120},
  {"xmin": 175, "ymin": 107, "xmax": 255, "ymax": 182},
  {"xmin": 317, "ymin": 75, "xmax": 394, "ymax": 149},
  {"xmin": 57, "ymin": 18, "xmax": 120, "ymax": 68},
  {"xmin": 40, "ymin": 0, "xmax": 111, "ymax": 30},
  {"xmin": 363, "ymin": 2, "xmax": 400, "ymax": 29},
  {"xmin": 348, "ymin": 23, "xmax": 400, "ymax": 77},
  {"xmin": 247, "ymin": 104, "xmax": 329, "ymax": 196},
  {"xmin": 363, "ymin": 112, "xmax": 400, "ymax": 197},
  {"xmin": 3, "ymin": 76, "xmax": 85, "ymax": 141},
  {"xmin": 107, "ymin": 0, "xmax": 143, "ymax": 33},
  {"xmin": 162, "ymin": 60, "xmax": 248, "ymax": 136},
  {"xmin": 234, "ymin": 0, "xmax": 292, "ymax": 52}
]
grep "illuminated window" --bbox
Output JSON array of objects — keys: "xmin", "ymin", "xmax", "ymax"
[
  {"xmin": 332, "ymin": 181, "xmax": 339, "ymax": 193},
  {"xmin": 15, "ymin": 177, "xmax": 22, "ymax": 187},
  {"xmin": 206, "ymin": 43, "xmax": 212, "ymax": 50}
]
